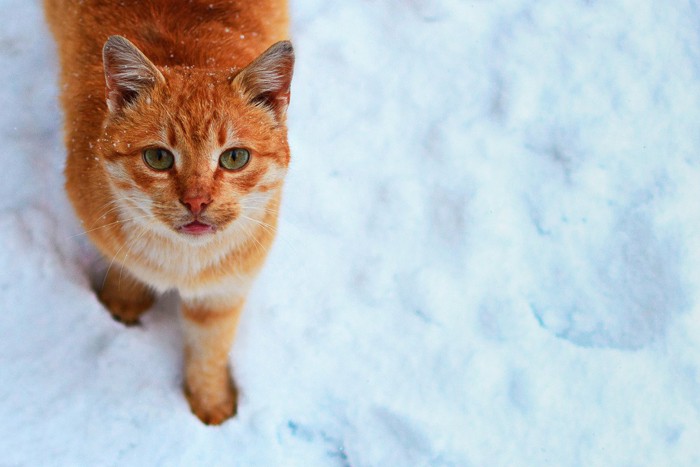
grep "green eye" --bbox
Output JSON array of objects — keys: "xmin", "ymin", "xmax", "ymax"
[
  {"xmin": 220, "ymin": 148, "xmax": 250, "ymax": 170},
  {"xmin": 143, "ymin": 148, "xmax": 174, "ymax": 170}
]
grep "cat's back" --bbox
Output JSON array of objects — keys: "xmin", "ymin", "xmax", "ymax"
[{"xmin": 45, "ymin": 0, "xmax": 289, "ymax": 69}]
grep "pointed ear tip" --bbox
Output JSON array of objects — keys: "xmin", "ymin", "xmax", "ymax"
[
  {"xmin": 103, "ymin": 35, "xmax": 137, "ymax": 53},
  {"xmin": 273, "ymin": 40, "xmax": 294, "ymax": 56},
  {"xmin": 104, "ymin": 35, "xmax": 122, "ymax": 45}
]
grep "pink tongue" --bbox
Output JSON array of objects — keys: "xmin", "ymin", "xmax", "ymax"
[{"xmin": 182, "ymin": 221, "xmax": 212, "ymax": 234}]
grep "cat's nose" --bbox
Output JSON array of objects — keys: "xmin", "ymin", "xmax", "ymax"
[{"xmin": 180, "ymin": 195, "xmax": 211, "ymax": 216}]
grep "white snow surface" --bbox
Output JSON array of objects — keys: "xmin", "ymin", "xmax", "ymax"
[{"xmin": 2, "ymin": 0, "xmax": 700, "ymax": 465}]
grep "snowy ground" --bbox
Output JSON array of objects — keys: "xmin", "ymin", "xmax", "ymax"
[{"xmin": 2, "ymin": 0, "xmax": 700, "ymax": 465}]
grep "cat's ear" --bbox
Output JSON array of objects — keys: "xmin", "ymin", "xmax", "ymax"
[
  {"xmin": 102, "ymin": 35, "xmax": 165, "ymax": 113},
  {"xmin": 232, "ymin": 41, "xmax": 295, "ymax": 120}
]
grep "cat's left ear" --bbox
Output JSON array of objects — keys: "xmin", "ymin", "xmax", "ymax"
[
  {"xmin": 103, "ymin": 35, "xmax": 165, "ymax": 113},
  {"xmin": 232, "ymin": 41, "xmax": 295, "ymax": 120}
]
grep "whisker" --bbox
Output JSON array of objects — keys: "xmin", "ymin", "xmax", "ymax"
[
  {"xmin": 243, "ymin": 205, "xmax": 280, "ymax": 216},
  {"xmin": 118, "ymin": 222, "xmax": 152, "ymax": 290},
  {"xmin": 100, "ymin": 216, "xmax": 156, "ymax": 291},
  {"xmin": 69, "ymin": 213, "xmax": 157, "ymax": 238},
  {"xmin": 238, "ymin": 213, "xmax": 299, "ymax": 256},
  {"xmin": 101, "ymin": 236, "xmax": 131, "ymax": 292},
  {"xmin": 240, "ymin": 221, "xmax": 269, "ymax": 257},
  {"xmin": 91, "ymin": 195, "xmax": 147, "ymax": 223},
  {"xmin": 239, "ymin": 214, "xmax": 276, "ymax": 232}
]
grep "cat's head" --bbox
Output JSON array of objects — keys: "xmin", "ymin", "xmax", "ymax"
[{"xmin": 98, "ymin": 36, "xmax": 293, "ymax": 243}]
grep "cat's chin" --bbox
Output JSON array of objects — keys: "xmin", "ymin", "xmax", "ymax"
[{"xmin": 178, "ymin": 220, "xmax": 216, "ymax": 236}]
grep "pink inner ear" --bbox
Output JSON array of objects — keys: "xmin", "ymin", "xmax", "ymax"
[
  {"xmin": 102, "ymin": 35, "xmax": 163, "ymax": 112},
  {"xmin": 252, "ymin": 90, "xmax": 290, "ymax": 110},
  {"xmin": 279, "ymin": 89, "xmax": 291, "ymax": 106},
  {"xmin": 234, "ymin": 41, "xmax": 294, "ymax": 118},
  {"xmin": 105, "ymin": 81, "xmax": 140, "ymax": 111}
]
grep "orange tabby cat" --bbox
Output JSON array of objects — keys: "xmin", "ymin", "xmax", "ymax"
[{"xmin": 44, "ymin": 0, "xmax": 294, "ymax": 424}]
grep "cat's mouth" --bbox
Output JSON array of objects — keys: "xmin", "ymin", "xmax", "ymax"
[{"xmin": 179, "ymin": 220, "xmax": 215, "ymax": 236}]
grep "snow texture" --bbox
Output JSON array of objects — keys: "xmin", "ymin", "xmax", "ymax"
[{"xmin": 2, "ymin": 0, "xmax": 700, "ymax": 465}]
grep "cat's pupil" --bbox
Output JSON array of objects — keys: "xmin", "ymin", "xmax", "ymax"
[
  {"xmin": 143, "ymin": 147, "xmax": 174, "ymax": 170},
  {"xmin": 220, "ymin": 148, "xmax": 250, "ymax": 170}
]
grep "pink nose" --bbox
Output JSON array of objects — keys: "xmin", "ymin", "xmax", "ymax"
[{"xmin": 180, "ymin": 195, "xmax": 211, "ymax": 215}]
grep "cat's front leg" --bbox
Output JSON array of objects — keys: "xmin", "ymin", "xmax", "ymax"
[
  {"xmin": 180, "ymin": 296, "xmax": 245, "ymax": 425},
  {"xmin": 98, "ymin": 266, "xmax": 155, "ymax": 325}
]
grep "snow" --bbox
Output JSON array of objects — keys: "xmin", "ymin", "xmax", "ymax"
[{"xmin": 2, "ymin": 0, "xmax": 700, "ymax": 465}]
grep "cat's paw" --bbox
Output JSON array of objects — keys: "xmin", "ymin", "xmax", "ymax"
[
  {"xmin": 98, "ymin": 290, "xmax": 154, "ymax": 326},
  {"xmin": 97, "ymin": 269, "xmax": 155, "ymax": 325},
  {"xmin": 185, "ymin": 382, "xmax": 238, "ymax": 425}
]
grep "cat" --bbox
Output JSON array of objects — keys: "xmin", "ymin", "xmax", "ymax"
[{"xmin": 44, "ymin": 0, "xmax": 294, "ymax": 425}]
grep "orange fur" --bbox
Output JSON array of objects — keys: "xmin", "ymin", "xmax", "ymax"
[{"xmin": 44, "ymin": 0, "xmax": 293, "ymax": 424}]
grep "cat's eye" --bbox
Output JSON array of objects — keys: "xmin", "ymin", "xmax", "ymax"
[
  {"xmin": 219, "ymin": 148, "xmax": 250, "ymax": 171},
  {"xmin": 143, "ymin": 148, "xmax": 174, "ymax": 171}
]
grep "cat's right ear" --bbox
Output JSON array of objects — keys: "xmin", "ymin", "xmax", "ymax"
[
  {"xmin": 232, "ymin": 41, "xmax": 295, "ymax": 120},
  {"xmin": 102, "ymin": 35, "xmax": 165, "ymax": 113}
]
